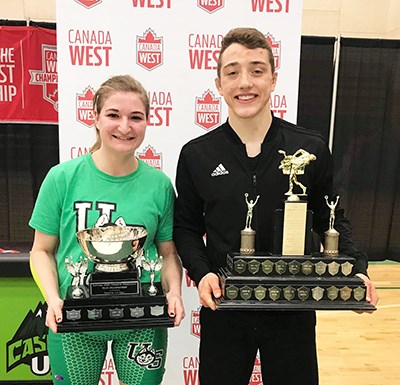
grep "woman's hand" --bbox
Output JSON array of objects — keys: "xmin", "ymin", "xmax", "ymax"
[
  {"xmin": 46, "ymin": 296, "xmax": 64, "ymax": 333},
  {"xmin": 166, "ymin": 290, "xmax": 185, "ymax": 326}
]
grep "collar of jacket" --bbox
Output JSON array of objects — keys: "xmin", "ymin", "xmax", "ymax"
[{"xmin": 222, "ymin": 113, "xmax": 280, "ymax": 148}]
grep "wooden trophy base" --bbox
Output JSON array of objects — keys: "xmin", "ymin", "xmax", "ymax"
[
  {"xmin": 58, "ymin": 282, "xmax": 174, "ymax": 332},
  {"xmin": 217, "ymin": 253, "xmax": 376, "ymax": 312}
]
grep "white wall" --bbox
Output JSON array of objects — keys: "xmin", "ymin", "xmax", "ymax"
[{"xmin": 1, "ymin": 0, "xmax": 400, "ymax": 38}]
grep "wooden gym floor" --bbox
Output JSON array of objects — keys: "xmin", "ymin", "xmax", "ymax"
[{"xmin": 316, "ymin": 261, "xmax": 400, "ymax": 385}]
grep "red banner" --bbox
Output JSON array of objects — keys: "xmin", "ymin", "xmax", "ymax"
[{"xmin": 0, "ymin": 26, "xmax": 58, "ymax": 123}]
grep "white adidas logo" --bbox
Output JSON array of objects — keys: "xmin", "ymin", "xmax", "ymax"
[{"xmin": 211, "ymin": 163, "xmax": 229, "ymax": 177}]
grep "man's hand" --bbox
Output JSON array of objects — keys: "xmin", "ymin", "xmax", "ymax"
[
  {"xmin": 198, "ymin": 273, "xmax": 222, "ymax": 310},
  {"xmin": 355, "ymin": 273, "xmax": 379, "ymax": 313}
]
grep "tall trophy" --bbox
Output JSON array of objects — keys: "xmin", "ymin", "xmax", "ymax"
[
  {"xmin": 217, "ymin": 149, "xmax": 376, "ymax": 311},
  {"xmin": 58, "ymin": 225, "xmax": 174, "ymax": 333}
]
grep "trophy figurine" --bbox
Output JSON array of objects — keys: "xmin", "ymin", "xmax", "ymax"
[
  {"xmin": 324, "ymin": 195, "xmax": 340, "ymax": 257},
  {"xmin": 278, "ymin": 149, "xmax": 316, "ymax": 201},
  {"xmin": 240, "ymin": 193, "xmax": 260, "ymax": 255},
  {"xmin": 142, "ymin": 255, "xmax": 163, "ymax": 296},
  {"xmin": 65, "ymin": 256, "xmax": 89, "ymax": 299},
  {"xmin": 277, "ymin": 149, "xmax": 316, "ymax": 255},
  {"xmin": 58, "ymin": 224, "xmax": 174, "ymax": 332}
]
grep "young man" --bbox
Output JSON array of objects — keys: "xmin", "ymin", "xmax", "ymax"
[{"xmin": 174, "ymin": 27, "xmax": 378, "ymax": 385}]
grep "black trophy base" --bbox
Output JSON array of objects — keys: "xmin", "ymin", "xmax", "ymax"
[
  {"xmin": 217, "ymin": 253, "xmax": 376, "ymax": 312},
  {"xmin": 58, "ymin": 283, "xmax": 174, "ymax": 333}
]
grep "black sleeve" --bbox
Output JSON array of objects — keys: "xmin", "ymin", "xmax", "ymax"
[
  {"xmin": 173, "ymin": 146, "xmax": 212, "ymax": 286},
  {"xmin": 309, "ymin": 142, "xmax": 368, "ymax": 275}
]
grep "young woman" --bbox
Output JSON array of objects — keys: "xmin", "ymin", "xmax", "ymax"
[{"xmin": 30, "ymin": 74, "xmax": 185, "ymax": 385}]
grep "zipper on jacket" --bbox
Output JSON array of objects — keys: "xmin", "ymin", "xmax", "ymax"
[{"xmin": 252, "ymin": 174, "xmax": 257, "ymax": 188}]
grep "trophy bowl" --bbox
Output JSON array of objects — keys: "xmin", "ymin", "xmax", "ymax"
[{"xmin": 76, "ymin": 225, "xmax": 148, "ymax": 272}]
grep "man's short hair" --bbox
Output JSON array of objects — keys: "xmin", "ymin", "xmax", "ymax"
[{"xmin": 217, "ymin": 27, "xmax": 275, "ymax": 77}]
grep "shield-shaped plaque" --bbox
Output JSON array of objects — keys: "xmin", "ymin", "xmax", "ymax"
[
  {"xmin": 301, "ymin": 261, "xmax": 314, "ymax": 275},
  {"xmin": 150, "ymin": 305, "xmax": 165, "ymax": 317},
  {"xmin": 328, "ymin": 261, "xmax": 340, "ymax": 276},
  {"xmin": 288, "ymin": 260, "xmax": 301, "ymax": 275},
  {"xmin": 262, "ymin": 260, "xmax": 274, "ymax": 275},
  {"xmin": 353, "ymin": 286, "xmax": 366, "ymax": 301},
  {"xmin": 254, "ymin": 286, "xmax": 267, "ymax": 301},
  {"xmin": 248, "ymin": 260, "xmax": 261, "ymax": 275},
  {"xmin": 66, "ymin": 309, "xmax": 81, "ymax": 321},
  {"xmin": 340, "ymin": 286, "xmax": 352, "ymax": 301},
  {"xmin": 109, "ymin": 308, "xmax": 124, "ymax": 319},
  {"xmin": 268, "ymin": 286, "xmax": 281, "ymax": 301},
  {"xmin": 226, "ymin": 285, "xmax": 239, "ymax": 300},
  {"xmin": 239, "ymin": 286, "xmax": 252, "ymax": 301},
  {"xmin": 87, "ymin": 308, "xmax": 102, "ymax": 320},
  {"xmin": 275, "ymin": 260, "xmax": 287, "ymax": 275},
  {"xmin": 327, "ymin": 286, "xmax": 339, "ymax": 301},
  {"xmin": 315, "ymin": 261, "xmax": 327, "ymax": 276},
  {"xmin": 234, "ymin": 259, "xmax": 247, "ymax": 274},
  {"xmin": 283, "ymin": 286, "xmax": 295, "ymax": 301},
  {"xmin": 312, "ymin": 286, "xmax": 324, "ymax": 301},
  {"xmin": 297, "ymin": 286, "xmax": 310, "ymax": 301},
  {"xmin": 341, "ymin": 262, "xmax": 353, "ymax": 276},
  {"xmin": 130, "ymin": 307, "xmax": 145, "ymax": 318}
]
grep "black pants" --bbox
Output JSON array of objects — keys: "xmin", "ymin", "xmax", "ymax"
[{"xmin": 199, "ymin": 308, "xmax": 319, "ymax": 385}]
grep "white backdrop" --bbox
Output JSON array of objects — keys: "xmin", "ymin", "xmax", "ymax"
[{"xmin": 56, "ymin": 1, "xmax": 303, "ymax": 384}]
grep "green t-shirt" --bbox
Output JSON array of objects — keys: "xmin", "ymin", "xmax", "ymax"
[{"xmin": 29, "ymin": 154, "xmax": 175, "ymax": 298}]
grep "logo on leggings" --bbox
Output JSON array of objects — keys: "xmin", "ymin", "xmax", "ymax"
[{"xmin": 127, "ymin": 342, "xmax": 163, "ymax": 369}]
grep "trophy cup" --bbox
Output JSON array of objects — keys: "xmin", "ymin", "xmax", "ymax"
[
  {"xmin": 217, "ymin": 149, "xmax": 376, "ymax": 312},
  {"xmin": 58, "ymin": 225, "xmax": 174, "ymax": 332}
]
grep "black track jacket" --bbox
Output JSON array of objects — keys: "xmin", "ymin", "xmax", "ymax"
[{"xmin": 174, "ymin": 118, "xmax": 368, "ymax": 286}]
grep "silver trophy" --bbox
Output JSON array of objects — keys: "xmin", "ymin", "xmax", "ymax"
[
  {"xmin": 77, "ymin": 225, "xmax": 148, "ymax": 272},
  {"xmin": 59, "ymin": 225, "xmax": 174, "ymax": 332}
]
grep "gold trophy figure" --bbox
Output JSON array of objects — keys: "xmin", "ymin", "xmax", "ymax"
[
  {"xmin": 278, "ymin": 149, "xmax": 316, "ymax": 255},
  {"xmin": 324, "ymin": 195, "xmax": 340, "ymax": 257},
  {"xmin": 240, "ymin": 193, "xmax": 260, "ymax": 255},
  {"xmin": 278, "ymin": 149, "xmax": 316, "ymax": 201}
]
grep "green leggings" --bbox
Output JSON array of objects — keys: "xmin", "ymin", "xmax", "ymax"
[{"xmin": 47, "ymin": 328, "xmax": 167, "ymax": 385}]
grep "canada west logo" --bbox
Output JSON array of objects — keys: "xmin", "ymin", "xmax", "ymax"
[
  {"xmin": 137, "ymin": 29, "xmax": 163, "ymax": 71},
  {"xmin": 197, "ymin": 0, "xmax": 224, "ymax": 13},
  {"xmin": 195, "ymin": 90, "xmax": 221, "ymax": 131},
  {"xmin": 138, "ymin": 145, "xmax": 163, "ymax": 170},
  {"xmin": 29, "ymin": 45, "xmax": 58, "ymax": 111},
  {"xmin": 75, "ymin": 0, "xmax": 102, "ymax": 8},
  {"xmin": 76, "ymin": 86, "xmax": 95, "ymax": 127},
  {"xmin": 265, "ymin": 33, "xmax": 281, "ymax": 70}
]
